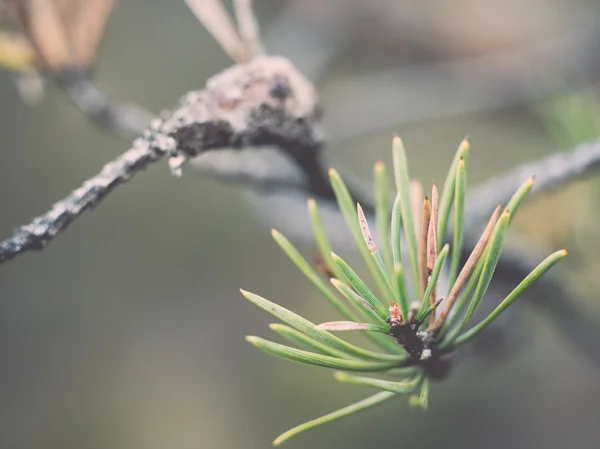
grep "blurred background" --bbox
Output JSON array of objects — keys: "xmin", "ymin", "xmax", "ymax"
[{"xmin": 1, "ymin": 1, "xmax": 600, "ymax": 448}]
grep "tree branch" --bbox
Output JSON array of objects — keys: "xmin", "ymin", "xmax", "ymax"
[
  {"xmin": 465, "ymin": 137, "xmax": 600, "ymax": 228},
  {"xmin": 0, "ymin": 139, "xmax": 163, "ymax": 263},
  {"xmin": 56, "ymin": 68, "xmax": 154, "ymax": 137},
  {"xmin": 0, "ymin": 55, "xmax": 323, "ymax": 263}
]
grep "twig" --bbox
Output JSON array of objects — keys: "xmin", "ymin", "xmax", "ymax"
[
  {"xmin": 0, "ymin": 138, "xmax": 163, "ymax": 263},
  {"xmin": 465, "ymin": 137, "xmax": 600, "ymax": 229},
  {"xmin": 56, "ymin": 68, "xmax": 154, "ymax": 137},
  {"xmin": 0, "ymin": 55, "xmax": 323, "ymax": 263}
]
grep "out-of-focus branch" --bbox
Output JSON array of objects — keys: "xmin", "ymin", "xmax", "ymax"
[
  {"xmin": 323, "ymin": 23, "xmax": 600, "ymax": 144},
  {"xmin": 56, "ymin": 68, "xmax": 154, "ymax": 137},
  {"xmin": 465, "ymin": 137, "xmax": 600, "ymax": 229},
  {"xmin": 0, "ymin": 0, "xmax": 152, "ymax": 136}
]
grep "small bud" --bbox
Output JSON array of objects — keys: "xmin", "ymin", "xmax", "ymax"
[{"xmin": 388, "ymin": 301, "xmax": 403, "ymax": 326}]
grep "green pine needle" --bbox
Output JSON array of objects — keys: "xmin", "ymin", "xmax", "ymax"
[
  {"xmin": 417, "ymin": 244, "xmax": 449, "ymax": 320},
  {"xmin": 271, "ymin": 229, "xmax": 359, "ymax": 321},
  {"xmin": 330, "ymin": 279, "xmax": 389, "ymax": 328},
  {"xmin": 329, "ymin": 168, "xmax": 392, "ymax": 302},
  {"xmin": 392, "ymin": 136, "xmax": 420, "ymax": 297},
  {"xmin": 272, "ymin": 391, "xmax": 396, "ymax": 446},
  {"xmin": 329, "ymin": 279, "xmax": 402, "ymax": 353},
  {"xmin": 442, "ymin": 210, "xmax": 512, "ymax": 347},
  {"xmin": 504, "ymin": 176, "xmax": 535, "ymax": 221},
  {"xmin": 334, "ymin": 371, "xmax": 422, "ymax": 394},
  {"xmin": 452, "ymin": 249, "xmax": 568, "ymax": 347},
  {"xmin": 307, "ymin": 199, "xmax": 346, "ymax": 282},
  {"xmin": 331, "ymin": 252, "xmax": 390, "ymax": 321},
  {"xmin": 357, "ymin": 203, "xmax": 397, "ymax": 302},
  {"xmin": 268, "ymin": 323, "xmax": 350, "ymax": 358},
  {"xmin": 435, "ymin": 255, "xmax": 485, "ymax": 340},
  {"xmin": 409, "ymin": 377, "xmax": 429, "ymax": 411},
  {"xmin": 246, "ymin": 336, "xmax": 401, "ymax": 371},
  {"xmin": 241, "ymin": 289, "xmax": 405, "ymax": 362},
  {"xmin": 437, "ymin": 137, "xmax": 470, "ymax": 250},
  {"xmin": 448, "ymin": 157, "xmax": 466, "ymax": 287}
]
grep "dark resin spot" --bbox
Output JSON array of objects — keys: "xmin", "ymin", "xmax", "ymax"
[{"xmin": 269, "ymin": 75, "xmax": 291, "ymax": 101}]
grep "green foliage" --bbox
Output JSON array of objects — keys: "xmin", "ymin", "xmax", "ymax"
[{"xmin": 242, "ymin": 137, "xmax": 566, "ymax": 445}]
